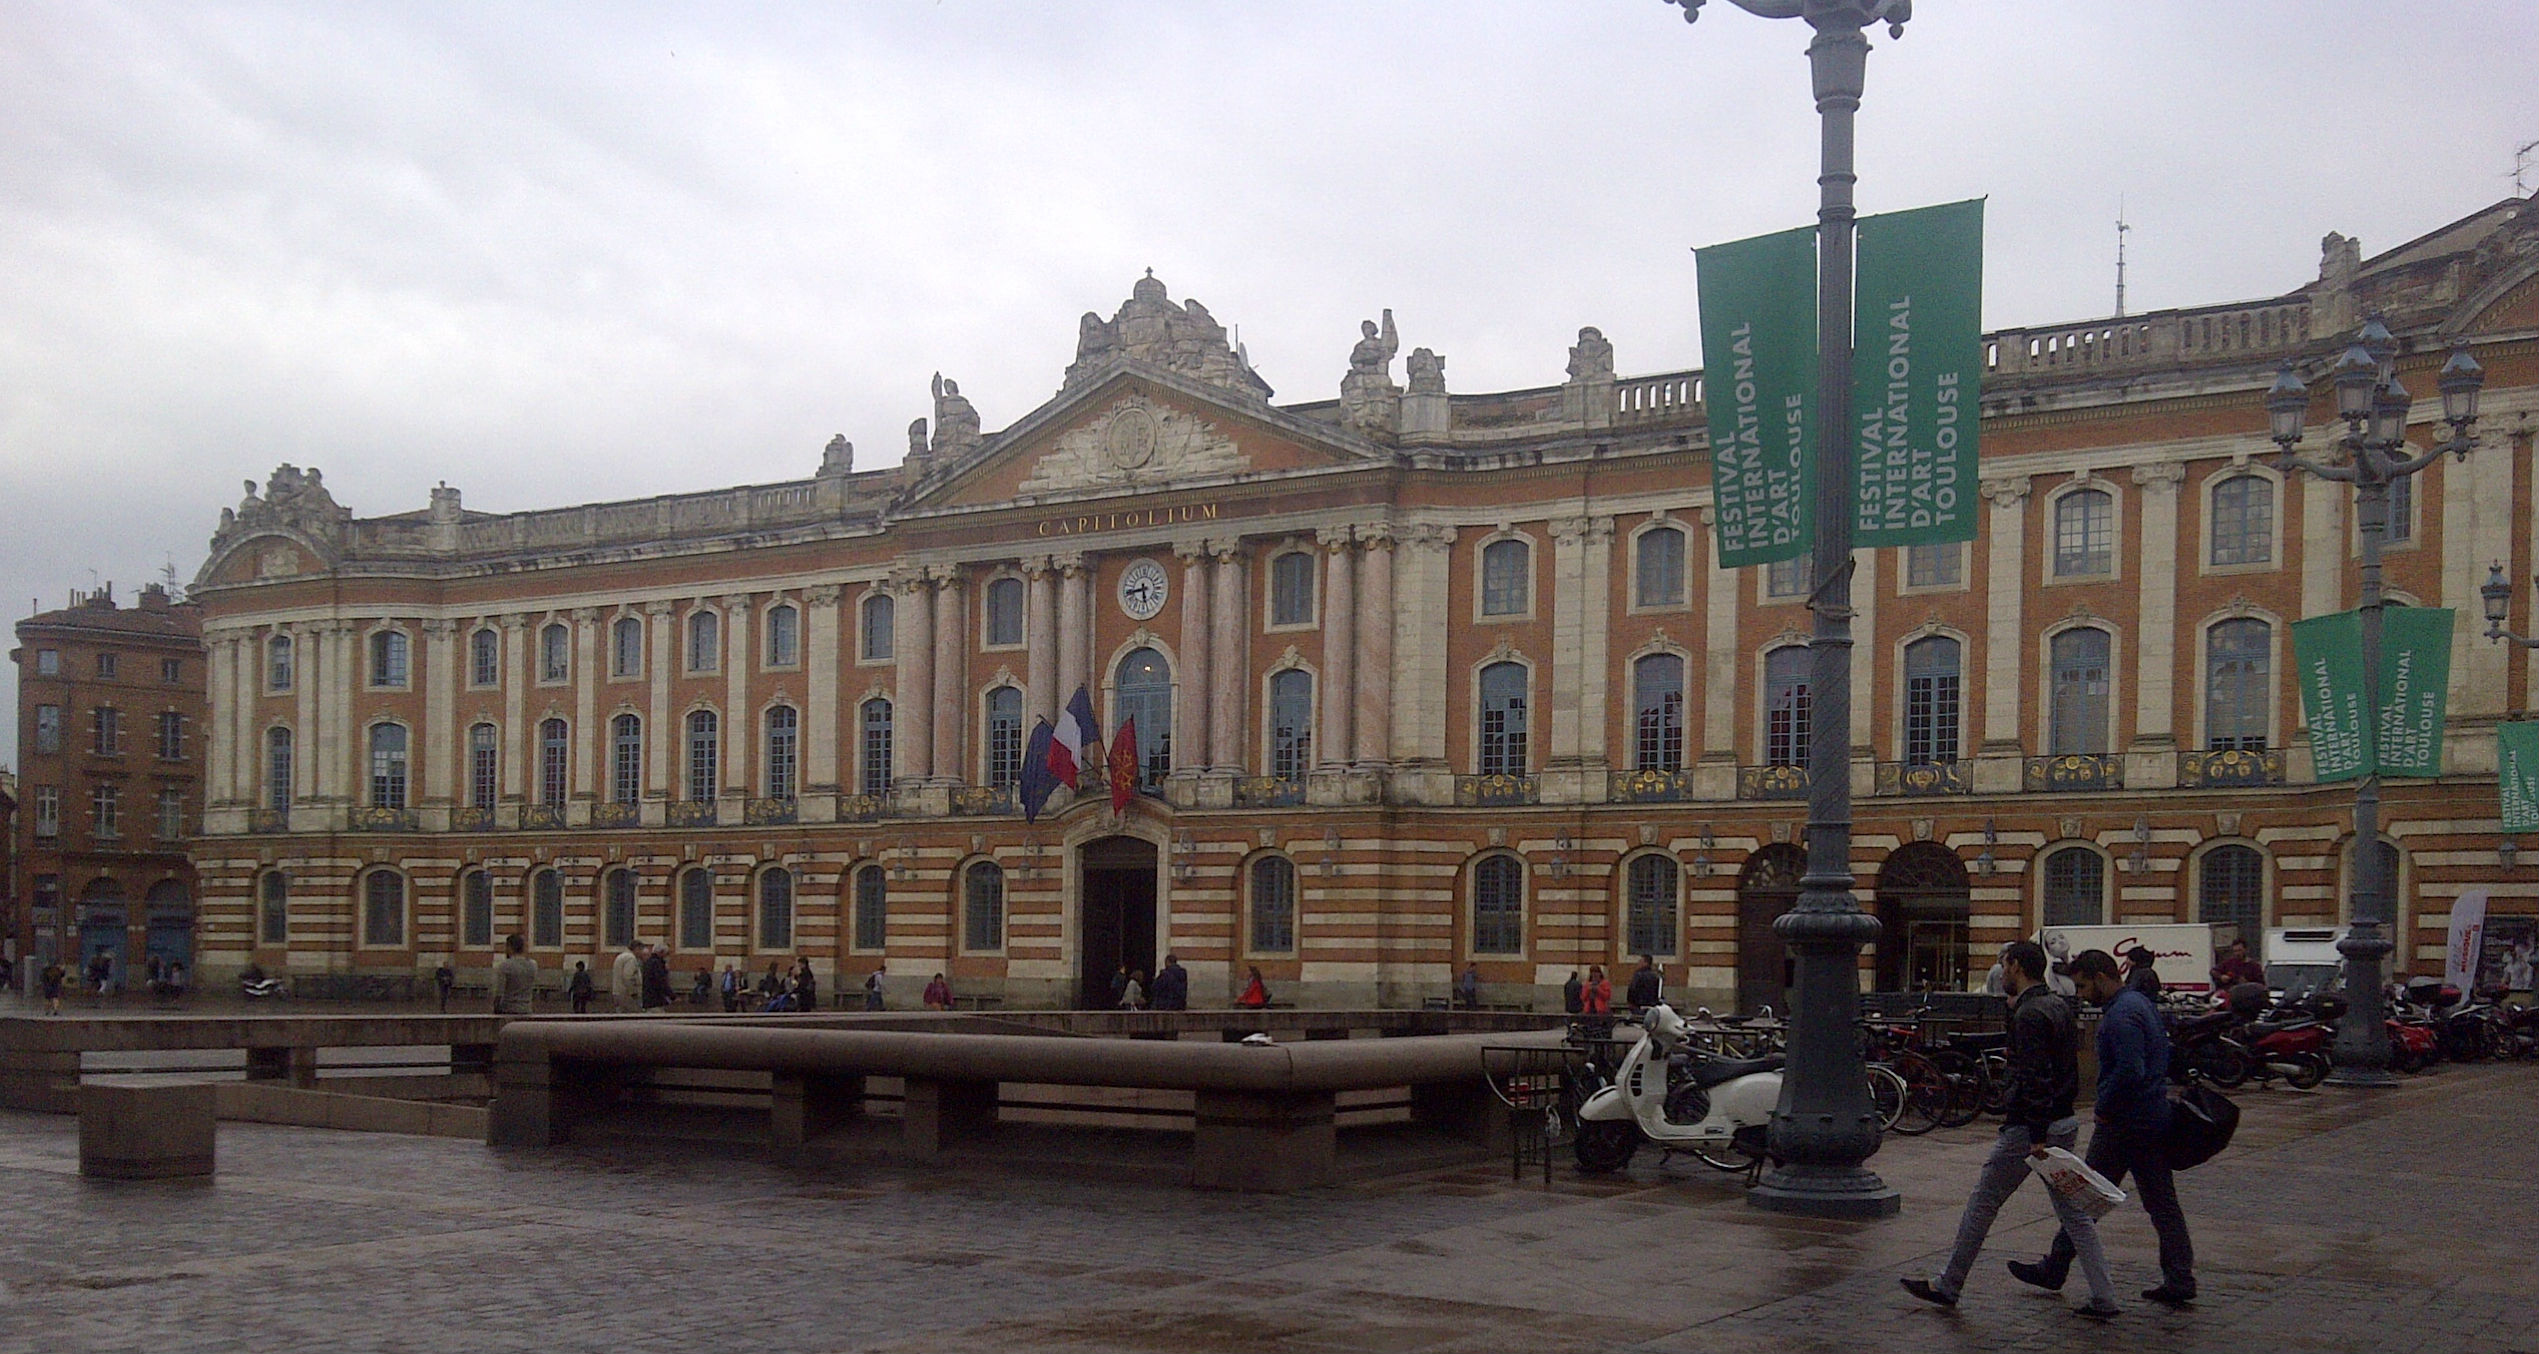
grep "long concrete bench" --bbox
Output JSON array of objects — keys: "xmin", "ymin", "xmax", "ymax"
[
  {"xmin": 0, "ymin": 1014, "xmax": 515, "ymax": 1112},
  {"xmin": 490, "ymin": 1018, "xmax": 1566, "ymax": 1191}
]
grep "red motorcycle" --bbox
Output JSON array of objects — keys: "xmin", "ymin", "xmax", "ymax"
[{"xmin": 2241, "ymin": 1000, "xmax": 2333, "ymax": 1088}]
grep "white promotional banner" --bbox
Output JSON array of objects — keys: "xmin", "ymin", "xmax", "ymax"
[
  {"xmin": 2035, "ymin": 923, "xmax": 2219, "ymax": 993},
  {"xmin": 2445, "ymin": 889, "xmax": 2489, "ymax": 995}
]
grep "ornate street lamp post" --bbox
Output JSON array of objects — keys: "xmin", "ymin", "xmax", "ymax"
[
  {"xmin": 1666, "ymin": 0, "xmax": 1907, "ymax": 1217},
  {"xmin": 2266, "ymin": 321, "xmax": 2482, "ymax": 1086},
  {"xmin": 2481, "ymin": 562, "xmax": 2539, "ymax": 650}
]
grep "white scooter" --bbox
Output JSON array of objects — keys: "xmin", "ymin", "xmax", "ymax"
[{"xmin": 1572, "ymin": 1002, "xmax": 1782, "ymax": 1179}]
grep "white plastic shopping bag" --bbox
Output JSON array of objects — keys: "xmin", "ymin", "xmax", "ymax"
[{"xmin": 2027, "ymin": 1146, "xmax": 2125, "ymax": 1220}]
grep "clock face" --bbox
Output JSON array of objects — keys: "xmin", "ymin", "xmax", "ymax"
[{"xmin": 1118, "ymin": 559, "xmax": 1170, "ymax": 621}]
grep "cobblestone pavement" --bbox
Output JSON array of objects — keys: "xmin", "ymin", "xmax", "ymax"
[{"xmin": 3, "ymin": 1062, "xmax": 2532, "ymax": 1353}]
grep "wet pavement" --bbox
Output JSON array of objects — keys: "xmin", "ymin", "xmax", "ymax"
[{"xmin": 2, "ymin": 1058, "xmax": 2531, "ymax": 1352}]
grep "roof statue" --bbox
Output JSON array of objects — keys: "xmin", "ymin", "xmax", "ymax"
[
  {"xmin": 212, "ymin": 462, "xmax": 351, "ymax": 552},
  {"xmin": 1340, "ymin": 308, "xmax": 1401, "ymax": 435},
  {"xmin": 1567, "ymin": 326, "xmax": 1615, "ymax": 385},
  {"xmin": 929, "ymin": 373, "xmax": 981, "ymax": 461},
  {"xmin": 1404, "ymin": 346, "xmax": 1446, "ymax": 397},
  {"xmin": 820, "ymin": 434, "xmax": 854, "ymax": 477},
  {"xmin": 1062, "ymin": 271, "xmax": 1274, "ymax": 400}
]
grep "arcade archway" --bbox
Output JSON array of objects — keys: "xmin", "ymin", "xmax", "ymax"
[
  {"xmin": 1734, "ymin": 844, "xmax": 1806, "ymax": 1016},
  {"xmin": 1874, "ymin": 842, "xmax": 1971, "ymax": 994}
]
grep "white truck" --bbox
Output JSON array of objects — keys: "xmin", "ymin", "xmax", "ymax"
[{"xmin": 2033, "ymin": 923, "xmax": 2220, "ymax": 994}]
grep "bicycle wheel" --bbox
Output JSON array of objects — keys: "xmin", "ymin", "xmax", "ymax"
[
  {"xmin": 1888, "ymin": 1053, "xmax": 1946, "ymax": 1135},
  {"xmin": 1925, "ymin": 1049, "xmax": 1985, "ymax": 1129},
  {"xmin": 1978, "ymin": 1052, "xmax": 2012, "ymax": 1116},
  {"xmin": 1864, "ymin": 1062, "xmax": 1906, "ymax": 1133}
]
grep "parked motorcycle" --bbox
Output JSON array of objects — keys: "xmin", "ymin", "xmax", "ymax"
[
  {"xmin": 1573, "ymin": 1003, "xmax": 1782, "ymax": 1179},
  {"xmin": 2166, "ymin": 1009, "xmax": 2254, "ymax": 1087},
  {"xmin": 2237, "ymin": 1001, "xmax": 2332, "ymax": 1089}
]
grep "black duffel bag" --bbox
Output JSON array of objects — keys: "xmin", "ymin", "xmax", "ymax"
[{"xmin": 2162, "ymin": 1082, "xmax": 2240, "ymax": 1170}]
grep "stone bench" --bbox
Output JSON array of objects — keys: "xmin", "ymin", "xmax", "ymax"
[{"xmin": 80, "ymin": 1083, "xmax": 216, "ymax": 1180}]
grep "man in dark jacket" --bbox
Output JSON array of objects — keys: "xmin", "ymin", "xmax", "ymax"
[
  {"xmin": 1904, "ymin": 941, "xmax": 2119, "ymax": 1317},
  {"xmin": 1626, "ymin": 956, "xmax": 1662, "ymax": 1011},
  {"xmin": 639, "ymin": 944, "xmax": 674, "ymax": 1011},
  {"xmin": 2020, "ymin": 949, "xmax": 2197, "ymax": 1308},
  {"xmin": 1150, "ymin": 954, "xmax": 1189, "ymax": 1011}
]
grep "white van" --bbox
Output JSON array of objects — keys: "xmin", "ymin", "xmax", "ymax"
[{"xmin": 2263, "ymin": 926, "xmax": 2352, "ymax": 1001}]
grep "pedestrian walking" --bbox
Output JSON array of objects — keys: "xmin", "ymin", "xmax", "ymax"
[
  {"xmin": 1455, "ymin": 962, "xmax": 1480, "ymax": 1010},
  {"xmin": 640, "ymin": 944, "xmax": 674, "ymax": 1011},
  {"xmin": 567, "ymin": 960, "xmax": 595, "ymax": 1013},
  {"xmin": 1150, "ymin": 953, "xmax": 1189, "ymax": 1011},
  {"xmin": 1562, "ymin": 970, "xmax": 1584, "ymax": 1015},
  {"xmin": 492, "ymin": 935, "xmax": 537, "ymax": 1016},
  {"xmin": 865, "ymin": 965, "xmax": 888, "ymax": 1011},
  {"xmin": 1626, "ymin": 956, "xmax": 1662, "ymax": 1010},
  {"xmin": 1902, "ymin": 940, "xmax": 2121, "ymax": 1318},
  {"xmin": 433, "ymin": 963, "xmax": 456, "ymax": 1012},
  {"xmin": 2018, "ymin": 948, "xmax": 2199, "ymax": 1308},
  {"xmin": 41, "ymin": 959, "xmax": 68, "ymax": 1016},
  {"xmin": 611, "ymin": 941, "xmax": 644, "ymax": 1013}
]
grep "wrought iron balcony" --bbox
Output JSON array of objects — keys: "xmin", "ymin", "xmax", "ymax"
[
  {"xmin": 745, "ymin": 796, "xmax": 798, "ymax": 826},
  {"xmin": 1875, "ymin": 760, "xmax": 1969, "ymax": 797},
  {"xmin": 1454, "ymin": 773, "xmax": 1539, "ymax": 807},
  {"xmin": 450, "ymin": 807, "xmax": 494, "ymax": 832},
  {"xmin": 2179, "ymin": 747, "xmax": 2283, "ymax": 789},
  {"xmin": 2024, "ymin": 754, "xmax": 2124, "ymax": 793},
  {"xmin": 519, "ymin": 804, "xmax": 565, "ymax": 831},
  {"xmin": 667, "ymin": 799, "xmax": 719, "ymax": 828},
  {"xmin": 589, "ymin": 801, "xmax": 640, "ymax": 828},
  {"xmin": 950, "ymin": 785, "xmax": 1015, "ymax": 817},
  {"xmin": 1610, "ymin": 768, "xmax": 1695, "ymax": 804},
  {"xmin": 347, "ymin": 805, "xmax": 418, "ymax": 832},
  {"xmin": 248, "ymin": 808, "xmax": 289, "ymax": 835},
  {"xmin": 1738, "ymin": 764, "xmax": 1809, "ymax": 801},
  {"xmin": 1234, "ymin": 776, "xmax": 1305, "ymax": 808}
]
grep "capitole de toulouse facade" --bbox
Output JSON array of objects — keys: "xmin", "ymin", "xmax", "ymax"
[{"xmin": 187, "ymin": 197, "xmax": 2539, "ymax": 1009}]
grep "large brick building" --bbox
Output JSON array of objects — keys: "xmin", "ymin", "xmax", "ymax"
[
  {"xmin": 184, "ymin": 197, "xmax": 2538, "ymax": 1008},
  {"xmin": 11, "ymin": 585, "xmax": 206, "ymax": 984}
]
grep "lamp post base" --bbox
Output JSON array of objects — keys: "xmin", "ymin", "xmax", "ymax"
[{"xmin": 1748, "ymin": 1164, "xmax": 1902, "ymax": 1219}]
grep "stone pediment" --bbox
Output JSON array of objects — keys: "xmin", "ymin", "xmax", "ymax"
[{"xmin": 1017, "ymin": 391, "xmax": 1247, "ymax": 494}]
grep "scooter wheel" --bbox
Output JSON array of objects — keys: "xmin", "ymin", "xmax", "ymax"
[
  {"xmin": 1690, "ymin": 1141, "xmax": 1762, "ymax": 1173},
  {"xmin": 2281, "ymin": 1051, "xmax": 2329, "ymax": 1089},
  {"xmin": 1573, "ymin": 1119, "xmax": 1639, "ymax": 1174}
]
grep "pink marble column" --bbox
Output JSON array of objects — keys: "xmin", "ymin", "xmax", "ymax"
[
  {"xmin": 1352, "ymin": 525, "xmax": 1393, "ymax": 767},
  {"xmin": 893, "ymin": 574, "xmax": 933, "ymax": 784},
  {"xmin": 1208, "ymin": 541, "xmax": 1246, "ymax": 771},
  {"xmin": 1174, "ymin": 541, "xmax": 1211, "ymax": 773},
  {"xmin": 930, "ymin": 571, "xmax": 965, "ymax": 785},
  {"xmin": 1316, "ymin": 526, "xmax": 1355, "ymax": 770}
]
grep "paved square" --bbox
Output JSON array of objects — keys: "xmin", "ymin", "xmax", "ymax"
[{"xmin": 2, "ymin": 1064, "xmax": 2532, "ymax": 1352}]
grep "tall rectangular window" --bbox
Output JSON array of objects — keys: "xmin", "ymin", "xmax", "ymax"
[
  {"xmin": 1765, "ymin": 647, "xmax": 1811, "ymax": 769},
  {"xmin": 852, "ymin": 865, "xmax": 888, "ymax": 951},
  {"xmin": 259, "ymin": 872, "xmax": 290, "ymax": 944},
  {"xmin": 539, "ymin": 719, "xmax": 569, "ymax": 806},
  {"xmin": 1270, "ymin": 670, "xmax": 1313, "ymax": 780},
  {"xmin": 34, "ymin": 704, "xmax": 59, "ymax": 755},
  {"xmin": 984, "ymin": 579, "xmax": 1024, "ymax": 647},
  {"xmin": 860, "ymin": 593, "xmax": 894, "ymax": 661},
  {"xmin": 860, "ymin": 700, "xmax": 893, "ymax": 796},
  {"xmin": 1765, "ymin": 557, "xmax": 1808, "ymax": 600},
  {"xmin": 2209, "ymin": 475, "xmax": 2273, "ymax": 566},
  {"xmin": 603, "ymin": 870, "xmax": 637, "ymax": 949},
  {"xmin": 1903, "ymin": 637, "xmax": 1962, "ymax": 767},
  {"xmin": 156, "ymin": 788, "xmax": 184, "ymax": 839},
  {"xmin": 2385, "ymin": 473, "xmax": 2413, "ymax": 544},
  {"xmin": 267, "ymin": 635, "xmax": 294, "ymax": 691},
  {"xmin": 1478, "ymin": 662, "xmax": 1528, "ymax": 776},
  {"xmin": 1480, "ymin": 539, "xmax": 1529, "ymax": 616},
  {"xmin": 461, "ymin": 871, "xmax": 494, "ymax": 948},
  {"xmin": 161, "ymin": 656, "xmax": 183, "ymax": 683},
  {"xmin": 1471, "ymin": 854, "xmax": 1525, "ymax": 956},
  {"xmin": 764, "ymin": 604, "xmax": 799, "ymax": 666},
  {"xmin": 2052, "ymin": 489, "xmax": 2115, "ymax": 577},
  {"xmin": 1632, "ymin": 654, "xmax": 1684, "ymax": 772},
  {"xmin": 369, "ymin": 724, "xmax": 410, "ymax": 809},
  {"xmin": 92, "ymin": 706, "xmax": 122, "ymax": 756},
  {"xmin": 2205, "ymin": 619, "xmax": 2271, "ymax": 752},
  {"xmin": 1625, "ymin": 854, "xmax": 1680, "ymax": 958},
  {"xmin": 471, "ymin": 629, "xmax": 500, "ymax": 686},
  {"xmin": 610, "ymin": 617, "xmax": 642, "ymax": 677},
  {"xmin": 370, "ymin": 630, "xmax": 409, "ymax": 687},
  {"xmin": 96, "ymin": 652, "xmax": 118, "ymax": 679},
  {"xmin": 157, "ymin": 711, "xmax": 184, "ymax": 760},
  {"xmin": 764, "ymin": 706, "xmax": 798, "ymax": 799},
  {"xmin": 687, "ymin": 611, "xmax": 720, "ymax": 673},
  {"xmin": 92, "ymin": 784, "xmax": 121, "ymax": 838},
  {"xmin": 1635, "ymin": 526, "xmax": 1686, "ymax": 607},
  {"xmin": 985, "ymin": 688, "xmax": 1023, "ymax": 789},
  {"xmin": 963, "ymin": 863, "xmax": 1005, "ymax": 953},
  {"xmin": 33, "ymin": 786, "xmax": 60, "ymax": 837},
  {"xmin": 2049, "ymin": 628, "xmax": 2113, "ymax": 755},
  {"xmin": 678, "ymin": 869, "xmax": 715, "ymax": 950},
  {"xmin": 531, "ymin": 870, "xmax": 564, "ymax": 949},
  {"xmin": 469, "ymin": 723, "xmax": 499, "ymax": 809},
  {"xmin": 1249, "ymin": 855, "xmax": 1297, "ymax": 954},
  {"xmin": 686, "ymin": 711, "xmax": 718, "ymax": 802},
  {"xmin": 1270, "ymin": 551, "xmax": 1315, "ymax": 625},
  {"xmin": 757, "ymin": 869, "xmax": 793, "ymax": 950},
  {"xmin": 37, "ymin": 648, "xmax": 59, "ymax": 675},
  {"xmin": 539, "ymin": 623, "xmax": 570, "ymax": 683},
  {"xmin": 267, "ymin": 727, "xmax": 294, "ymax": 811},
  {"xmin": 611, "ymin": 714, "xmax": 642, "ymax": 804}
]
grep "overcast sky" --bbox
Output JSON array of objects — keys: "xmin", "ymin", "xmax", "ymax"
[{"xmin": 2, "ymin": 1, "xmax": 2532, "ymax": 765}]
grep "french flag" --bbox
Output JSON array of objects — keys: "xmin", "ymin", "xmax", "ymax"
[{"xmin": 1049, "ymin": 685, "xmax": 1100, "ymax": 789}]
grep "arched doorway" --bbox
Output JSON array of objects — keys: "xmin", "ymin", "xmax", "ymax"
[
  {"xmin": 77, "ymin": 878, "xmax": 129, "ymax": 990},
  {"xmin": 1078, "ymin": 835, "xmax": 1158, "ymax": 1008},
  {"xmin": 1874, "ymin": 843, "xmax": 1971, "ymax": 994},
  {"xmin": 1735, "ymin": 844, "xmax": 1806, "ymax": 1016},
  {"xmin": 146, "ymin": 880, "xmax": 196, "ymax": 976}
]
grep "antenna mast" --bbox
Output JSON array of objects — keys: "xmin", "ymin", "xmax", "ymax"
[
  {"xmin": 2517, "ymin": 140, "xmax": 2539, "ymax": 196},
  {"xmin": 2115, "ymin": 200, "xmax": 2131, "ymax": 318}
]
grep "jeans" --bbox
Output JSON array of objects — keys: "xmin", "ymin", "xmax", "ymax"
[
  {"xmin": 1934, "ymin": 1117, "xmax": 2115, "ymax": 1307},
  {"xmin": 2042, "ymin": 1119, "xmax": 2196, "ymax": 1296}
]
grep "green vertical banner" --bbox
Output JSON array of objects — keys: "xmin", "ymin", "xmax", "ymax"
[
  {"xmin": 1852, "ymin": 199, "xmax": 1984, "ymax": 547},
  {"xmin": 2293, "ymin": 610, "xmax": 2370, "ymax": 782},
  {"xmin": 2500, "ymin": 721, "xmax": 2539, "ymax": 832},
  {"xmin": 2375, "ymin": 606, "xmax": 2454, "ymax": 778},
  {"xmin": 1697, "ymin": 226, "xmax": 1817, "ymax": 568}
]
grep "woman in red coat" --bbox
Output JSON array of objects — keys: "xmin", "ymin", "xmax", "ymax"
[
  {"xmin": 1236, "ymin": 965, "xmax": 1271, "ymax": 1008},
  {"xmin": 1581, "ymin": 965, "xmax": 1613, "ymax": 1015}
]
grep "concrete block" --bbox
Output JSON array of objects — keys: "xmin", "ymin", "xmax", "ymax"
[
  {"xmin": 80, "ymin": 1083, "xmax": 215, "ymax": 1180},
  {"xmin": 1191, "ymin": 1089, "xmax": 1334, "ymax": 1192},
  {"xmin": 901, "ymin": 1077, "xmax": 997, "ymax": 1155},
  {"xmin": 1408, "ymin": 1078, "xmax": 1507, "ymax": 1150},
  {"xmin": 771, "ymin": 1071, "xmax": 865, "ymax": 1146}
]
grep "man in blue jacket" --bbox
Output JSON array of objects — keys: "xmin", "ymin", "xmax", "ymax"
[{"xmin": 2016, "ymin": 948, "xmax": 2198, "ymax": 1308}]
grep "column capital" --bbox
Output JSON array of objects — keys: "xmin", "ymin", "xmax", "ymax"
[
  {"xmin": 641, "ymin": 599, "xmax": 676, "ymax": 617},
  {"xmin": 1172, "ymin": 537, "xmax": 1211, "ymax": 562},
  {"xmin": 1396, "ymin": 521, "xmax": 1456, "ymax": 552},
  {"xmin": 803, "ymin": 584, "xmax": 843, "ymax": 607},
  {"xmin": 2130, "ymin": 460, "xmax": 2188, "ymax": 491},
  {"xmin": 718, "ymin": 593, "xmax": 756, "ymax": 611},
  {"xmin": 1019, "ymin": 555, "xmax": 1055, "ymax": 579},
  {"xmin": 1549, "ymin": 513, "xmax": 1614, "ymax": 547},
  {"xmin": 1980, "ymin": 477, "xmax": 2031, "ymax": 509},
  {"xmin": 1053, "ymin": 550, "xmax": 1089, "ymax": 577},
  {"xmin": 1353, "ymin": 520, "xmax": 1396, "ymax": 549},
  {"xmin": 568, "ymin": 607, "xmax": 601, "ymax": 624},
  {"xmin": 928, "ymin": 567, "xmax": 966, "ymax": 594},
  {"xmin": 1207, "ymin": 537, "xmax": 1248, "ymax": 563},
  {"xmin": 419, "ymin": 618, "xmax": 459, "ymax": 639},
  {"xmin": 1315, "ymin": 525, "xmax": 1355, "ymax": 551},
  {"xmin": 498, "ymin": 614, "xmax": 530, "ymax": 634}
]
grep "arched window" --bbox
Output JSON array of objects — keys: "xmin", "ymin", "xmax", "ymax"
[
  {"xmin": 2049, "ymin": 628, "xmax": 2112, "ymax": 755},
  {"xmin": 1478, "ymin": 662, "xmax": 1529, "ymax": 775},
  {"xmin": 471, "ymin": 628, "xmax": 500, "ymax": 686},
  {"xmin": 362, "ymin": 869, "xmax": 405, "ymax": 947},
  {"xmin": 1625, "ymin": 853, "xmax": 1680, "ymax": 958},
  {"xmin": 1269, "ymin": 551, "xmax": 1316, "ymax": 626},
  {"xmin": 678, "ymin": 868, "xmax": 715, "ymax": 950},
  {"xmin": 265, "ymin": 726, "xmax": 293, "ymax": 811},
  {"xmin": 258, "ymin": 870, "xmax": 289, "ymax": 944},
  {"xmin": 963, "ymin": 861, "xmax": 1005, "ymax": 953},
  {"xmin": 2052, "ymin": 488, "xmax": 2114, "ymax": 577},
  {"xmin": 764, "ymin": 603, "xmax": 799, "ymax": 666},
  {"xmin": 368, "ymin": 724, "xmax": 409, "ymax": 809},
  {"xmin": 460, "ymin": 869, "xmax": 493, "ymax": 948},
  {"xmin": 1764, "ymin": 647, "xmax": 1811, "ymax": 768},
  {"xmin": 984, "ymin": 577, "xmax": 1024, "ymax": 647},
  {"xmin": 974, "ymin": 688, "xmax": 1019, "ymax": 789},
  {"xmin": 1481, "ymin": 538, "xmax": 1530, "ymax": 616},
  {"xmin": 369, "ymin": 630, "xmax": 409, "ymax": 687},
  {"xmin": 758, "ymin": 868, "xmax": 793, "ymax": 950},
  {"xmin": 1636, "ymin": 525, "xmax": 1687, "ymax": 607},
  {"xmin": 610, "ymin": 616, "xmax": 643, "ymax": 677},
  {"xmin": 1632, "ymin": 653, "xmax": 1684, "ymax": 771},
  {"xmin": 1269, "ymin": 670, "xmax": 1313, "ymax": 779},
  {"xmin": 603, "ymin": 868, "xmax": 637, "ymax": 949},
  {"xmin": 764, "ymin": 706, "xmax": 799, "ymax": 799},
  {"xmin": 539, "ymin": 718, "xmax": 569, "ymax": 807},
  {"xmin": 1249, "ymin": 854, "xmax": 1297, "ymax": 954},
  {"xmin": 1471, "ymin": 853, "xmax": 1526, "ymax": 956},
  {"xmin": 687, "ymin": 610, "xmax": 720, "ymax": 672},
  {"xmin": 2041, "ymin": 848, "xmax": 2104, "ymax": 927},
  {"xmin": 1115, "ymin": 648, "xmax": 1172, "ymax": 788},
  {"xmin": 861, "ymin": 592, "xmax": 894, "ymax": 661},
  {"xmin": 267, "ymin": 634, "xmax": 294, "ymax": 691},
  {"xmin": 2210, "ymin": 475, "xmax": 2273, "ymax": 566},
  {"xmin": 531, "ymin": 868, "xmax": 564, "ymax": 948},
  {"xmin": 2205, "ymin": 619, "xmax": 2271, "ymax": 752},
  {"xmin": 2197, "ymin": 845, "xmax": 2265, "ymax": 940},
  {"xmin": 610, "ymin": 713, "xmax": 642, "ymax": 804},
  {"xmin": 860, "ymin": 699, "xmax": 894, "ymax": 796},
  {"xmin": 852, "ymin": 864, "xmax": 888, "ymax": 951},
  {"xmin": 468, "ymin": 722, "xmax": 498, "ymax": 809},
  {"xmin": 685, "ymin": 710, "xmax": 718, "ymax": 802},
  {"xmin": 1904, "ymin": 636, "xmax": 1962, "ymax": 767},
  {"xmin": 539, "ymin": 622, "xmax": 570, "ymax": 682}
]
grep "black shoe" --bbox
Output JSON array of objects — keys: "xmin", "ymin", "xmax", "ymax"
[
  {"xmin": 2006, "ymin": 1260, "xmax": 2064, "ymax": 1292},
  {"xmin": 2075, "ymin": 1302, "xmax": 2122, "ymax": 1321},
  {"xmin": 2142, "ymin": 1285, "xmax": 2196, "ymax": 1308},
  {"xmin": 1899, "ymin": 1278, "xmax": 1957, "ymax": 1308}
]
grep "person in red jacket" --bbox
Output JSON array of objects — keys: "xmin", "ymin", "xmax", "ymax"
[
  {"xmin": 1236, "ymin": 965, "xmax": 1271, "ymax": 1008},
  {"xmin": 1581, "ymin": 965, "xmax": 1613, "ymax": 1015}
]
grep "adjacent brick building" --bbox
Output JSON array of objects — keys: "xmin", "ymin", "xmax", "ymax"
[
  {"xmin": 183, "ymin": 196, "xmax": 2539, "ymax": 1008},
  {"xmin": 11, "ymin": 584, "xmax": 206, "ymax": 984}
]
